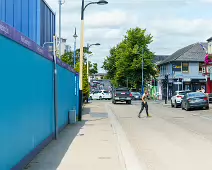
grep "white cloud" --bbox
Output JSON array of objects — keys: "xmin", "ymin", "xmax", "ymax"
[{"xmin": 45, "ymin": 0, "xmax": 212, "ymax": 72}]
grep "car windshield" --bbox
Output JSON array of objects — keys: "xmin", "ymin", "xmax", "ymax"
[
  {"xmin": 188, "ymin": 92, "xmax": 206, "ymax": 98},
  {"xmin": 178, "ymin": 92, "xmax": 186, "ymax": 95},
  {"xmin": 132, "ymin": 92, "xmax": 140, "ymax": 95}
]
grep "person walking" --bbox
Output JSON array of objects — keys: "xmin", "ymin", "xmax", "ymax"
[{"xmin": 138, "ymin": 91, "xmax": 151, "ymax": 118}]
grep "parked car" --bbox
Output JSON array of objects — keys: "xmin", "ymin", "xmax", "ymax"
[
  {"xmin": 89, "ymin": 90, "xmax": 112, "ymax": 100},
  {"xmin": 131, "ymin": 92, "xmax": 141, "ymax": 100},
  {"xmin": 208, "ymin": 93, "xmax": 212, "ymax": 103},
  {"xmin": 112, "ymin": 87, "xmax": 132, "ymax": 104},
  {"xmin": 171, "ymin": 90, "xmax": 191, "ymax": 108},
  {"xmin": 181, "ymin": 92, "xmax": 209, "ymax": 111}
]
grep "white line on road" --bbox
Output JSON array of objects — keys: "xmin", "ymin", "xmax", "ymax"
[
  {"xmin": 200, "ymin": 115, "xmax": 212, "ymax": 121},
  {"xmin": 106, "ymin": 104, "xmax": 148, "ymax": 170}
]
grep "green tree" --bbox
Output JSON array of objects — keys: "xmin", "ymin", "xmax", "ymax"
[
  {"xmin": 89, "ymin": 62, "xmax": 98, "ymax": 75},
  {"xmin": 102, "ymin": 27, "xmax": 157, "ymax": 90}
]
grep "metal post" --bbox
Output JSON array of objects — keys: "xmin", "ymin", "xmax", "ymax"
[
  {"xmin": 178, "ymin": 78, "xmax": 179, "ymax": 91},
  {"xmin": 182, "ymin": 78, "xmax": 183, "ymax": 91},
  {"xmin": 73, "ymin": 27, "xmax": 77, "ymax": 68},
  {"xmin": 79, "ymin": 0, "xmax": 85, "ymax": 121},
  {"xmin": 87, "ymin": 54, "xmax": 89, "ymax": 76},
  {"xmin": 167, "ymin": 80, "xmax": 169, "ymax": 103},
  {"xmin": 53, "ymin": 36, "xmax": 58, "ymax": 140},
  {"xmin": 141, "ymin": 47, "xmax": 144, "ymax": 94},
  {"xmin": 59, "ymin": 0, "xmax": 62, "ymax": 58}
]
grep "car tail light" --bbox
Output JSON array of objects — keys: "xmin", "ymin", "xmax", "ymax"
[
  {"xmin": 177, "ymin": 96, "xmax": 182, "ymax": 98},
  {"xmin": 204, "ymin": 97, "xmax": 208, "ymax": 101},
  {"xmin": 115, "ymin": 93, "xmax": 116, "ymax": 97},
  {"xmin": 130, "ymin": 93, "xmax": 132, "ymax": 97}
]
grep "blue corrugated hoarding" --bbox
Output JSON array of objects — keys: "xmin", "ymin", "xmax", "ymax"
[{"xmin": 0, "ymin": 0, "xmax": 55, "ymax": 46}]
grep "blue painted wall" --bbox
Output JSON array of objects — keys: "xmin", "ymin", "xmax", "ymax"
[
  {"xmin": 0, "ymin": 0, "xmax": 55, "ymax": 46},
  {"xmin": 0, "ymin": 34, "xmax": 78, "ymax": 170},
  {"xmin": 57, "ymin": 66, "xmax": 77, "ymax": 128}
]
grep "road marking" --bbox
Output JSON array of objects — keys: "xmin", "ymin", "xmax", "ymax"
[
  {"xmin": 106, "ymin": 105, "xmax": 148, "ymax": 170},
  {"xmin": 200, "ymin": 115, "xmax": 212, "ymax": 121}
]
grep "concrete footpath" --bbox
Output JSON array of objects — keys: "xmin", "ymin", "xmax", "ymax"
[{"xmin": 24, "ymin": 102, "xmax": 124, "ymax": 170}]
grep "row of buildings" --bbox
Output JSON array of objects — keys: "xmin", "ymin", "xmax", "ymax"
[{"xmin": 156, "ymin": 38, "xmax": 212, "ymax": 99}]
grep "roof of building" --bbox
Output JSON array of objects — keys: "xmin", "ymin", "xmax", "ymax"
[
  {"xmin": 207, "ymin": 37, "xmax": 212, "ymax": 42},
  {"xmin": 158, "ymin": 42, "xmax": 207, "ymax": 65},
  {"xmin": 153, "ymin": 55, "xmax": 170, "ymax": 64}
]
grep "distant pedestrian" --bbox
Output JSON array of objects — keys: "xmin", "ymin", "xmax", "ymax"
[{"xmin": 138, "ymin": 91, "xmax": 151, "ymax": 118}]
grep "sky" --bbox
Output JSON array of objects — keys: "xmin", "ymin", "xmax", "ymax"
[{"xmin": 45, "ymin": 0, "xmax": 212, "ymax": 72}]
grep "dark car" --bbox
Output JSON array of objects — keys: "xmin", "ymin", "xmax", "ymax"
[
  {"xmin": 112, "ymin": 87, "xmax": 132, "ymax": 104},
  {"xmin": 208, "ymin": 93, "xmax": 212, "ymax": 103},
  {"xmin": 131, "ymin": 92, "xmax": 141, "ymax": 100},
  {"xmin": 181, "ymin": 92, "xmax": 209, "ymax": 111}
]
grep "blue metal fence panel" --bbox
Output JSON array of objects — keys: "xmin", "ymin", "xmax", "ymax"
[
  {"xmin": 57, "ymin": 65, "xmax": 76, "ymax": 128},
  {"xmin": 5, "ymin": 0, "xmax": 13, "ymax": 26},
  {"xmin": 40, "ymin": 0, "xmax": 55, "ymax": 46},
  {"xmin": 28, "ymin": 0, "xmax": 38, "ymax": 42},
  {"xmin": 0, "ymin": 0, "xmax": 55, "ymax": 46},
  {"xmin": 0, "ymin": 35, "xmax": 54, "ymax": 170},
  {"xmin": 21, "ymin": 0, "xmax": 29, "ymax": 37},
  {"xmin": 0, "ymin": 0, "xmax": 6, "ymax": 22},
  {"xmin": 13, "ymin": 0, "xmax": 22, "ymax": 32}
]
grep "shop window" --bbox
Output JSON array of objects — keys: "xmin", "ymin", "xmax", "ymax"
[
  {"xmin": 199, "ymin": 62, "xmax": 204, "ymax": 73},
  {"xmin": 182, "ymin": 62, "xmax": 189, "ymax": 73}
]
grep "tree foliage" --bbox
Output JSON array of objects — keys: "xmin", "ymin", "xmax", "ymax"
[
  {"xmin": 102, "ymin": 27, "xmax": 157, "ymax": 90},
  {"xmin": 61, "ymin": 48, "xmax": 98, "ymax": 96}
]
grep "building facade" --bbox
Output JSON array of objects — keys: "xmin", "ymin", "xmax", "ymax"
[{"xmin": 158, "ymin": 43, "xmax": 207, "ymax": 99}]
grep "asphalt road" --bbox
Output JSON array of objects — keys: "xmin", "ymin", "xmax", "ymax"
[{"xmin": 98, "ymin": 100, "xmax": 212, "ymax": 170}]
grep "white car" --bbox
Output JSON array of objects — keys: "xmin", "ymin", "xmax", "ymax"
[
  {"xmin": 171, "ymin": 91, "xmax": 187, "ymax": 108},
  {"xmin": 90, "ymin": 90, "xmax": 112, "ymax": 100}
]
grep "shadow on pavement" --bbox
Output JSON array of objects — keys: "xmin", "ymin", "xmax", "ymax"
[{"xmin": 24, "ymin": 121, "xmax": 86, "ymax": 170}]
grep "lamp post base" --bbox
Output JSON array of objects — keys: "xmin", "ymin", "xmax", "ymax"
[{"xmin": 78, "ymin": 90, "xmax": 83, "ymax": 121}]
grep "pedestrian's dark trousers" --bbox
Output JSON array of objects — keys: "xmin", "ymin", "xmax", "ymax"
[{"xmin": 138, "ymin": 102, "xmax": 149, "ymax": 116}]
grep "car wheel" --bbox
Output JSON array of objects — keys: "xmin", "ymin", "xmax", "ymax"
[
  {"xmin": 171, "ymin": 101, "xmax": 174, "ymax": 107},
  {"xmin": 90, "ymin": 96, "xmax": 92, "ymax": 100},
  {"xmin": 174, "ymin": 101, "xmax": 178, "ymax": 108},
  {"xmin": 185, "ymin": 104, "xmax": 190, "ymax": 111},
  {"xmin": 205, "ymin": 105, "xmax": 209, "ymax": 110},
  {"xmin": 181, "ymin": 103, "xmax": 184, "ymax": 110},
  {"xmin": 99, "ymin": 96, "xmax": 102, "ymax": 100}
]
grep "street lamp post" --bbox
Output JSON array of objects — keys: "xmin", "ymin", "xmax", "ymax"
[
  {"xmin": 79, "ymin": 0, "xmax": 107, "ymax": 121},
  {"xmin": 141, "ymin": 47, "xmax": 144, "ymax": 95},
  {"xmin": 73, "ymin": 27, "xmax": 78, "ymax": 68},
  {"xmin": 59, "ymin": 0, "xmax": 65, "ymax": 58}
]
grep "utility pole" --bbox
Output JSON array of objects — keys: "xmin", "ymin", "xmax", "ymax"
[{"xmin": 73, "ymin": 27, "xmax": 78, "ymax": 68}]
